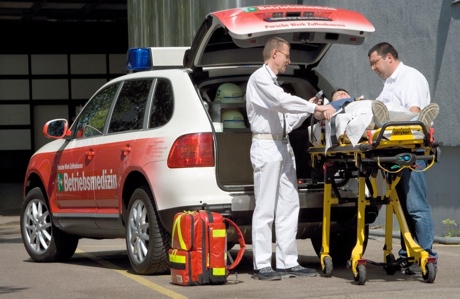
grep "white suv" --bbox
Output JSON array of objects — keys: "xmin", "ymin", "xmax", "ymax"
[{"xmin": 21, "ymin": 4, "xmax": 376, "ymax": 274}]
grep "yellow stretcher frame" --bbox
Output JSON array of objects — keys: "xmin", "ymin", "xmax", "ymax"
[{"xmin": 308, "ymin": 120, "xmax": 440, "ymax": 285}]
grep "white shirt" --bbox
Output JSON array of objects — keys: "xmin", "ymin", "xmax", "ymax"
[
  {"xmin": 246, "ymin": 65, "xmax": 316, "ymax": 135},
  {"xmin": 376, "ymin": 62, "xmax": 430, "ymax": 111}
]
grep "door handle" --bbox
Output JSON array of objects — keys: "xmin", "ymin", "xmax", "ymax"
[
  {"xmin": 85, "ymin": 148, "xmax": 95, "ymax": 160},
  {"xmin": 121, "ymin": 144, "xmax": 131, "ymax": 156}
]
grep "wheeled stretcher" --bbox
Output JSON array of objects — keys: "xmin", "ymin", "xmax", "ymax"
[{"xmin": 308, "ymin": 119, "xmax": 441, "ymax": 285}]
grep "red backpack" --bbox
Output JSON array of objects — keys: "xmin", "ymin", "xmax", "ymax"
[{"xmin": 169, "ymin": 206, "xmax": 246, "ymax": 286}]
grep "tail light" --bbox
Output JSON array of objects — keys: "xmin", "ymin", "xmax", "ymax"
[{"xmin": 167, "ymin": 133, "xmax": 214, "ymax": 168}]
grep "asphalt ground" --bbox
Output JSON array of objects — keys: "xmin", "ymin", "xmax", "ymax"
[{"xmin": 2, "ymin": 215, "xmax": 460, "ymax": 299}]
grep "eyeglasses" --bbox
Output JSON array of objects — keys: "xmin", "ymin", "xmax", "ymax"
[
  {"xmin": 276, "ymin": 50, "xmax": 290, "ymax": 60},
  {"xmin": 369, "ymin": 57, "xmax": 382, "ymax": 67}
]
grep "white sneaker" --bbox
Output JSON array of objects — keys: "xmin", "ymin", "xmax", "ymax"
[
  {"xmin": 372, "ymin": 100, "xmax": 390, "ymax": 127},
  {"xmin": 418, "ymin": 103, "xmax": 439, "ymax": 129}
]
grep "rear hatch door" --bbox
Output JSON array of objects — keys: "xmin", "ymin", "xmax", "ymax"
[{"xmin": 184, "ymin": 4, "xmax": 375, "ymax": 69}]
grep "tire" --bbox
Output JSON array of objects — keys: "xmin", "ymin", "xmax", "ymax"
[
  {"xmin": 311, "ymin": 225, "xmax": 369, "ymax": 266},
  {"xmin": 383, "ymin": 253, "xmax": 396, "ymax": 275},
  {"xmin": 422, "ymin": 262, "xmax": 436, "ymax": 283},
  {"xmin": 354, "ymin": 264, "xmax": 367, "ymax": 285},
  {"xmin": 20, "ymin": 187, "xmax": 78, "ymax": 262},
  {"xmin": 126, "ymin": 186, "xmax": 170, "ymax": 275},
  {"xmin": 323, "ymin": 256, "xmax": 333, "ymax": 277}
]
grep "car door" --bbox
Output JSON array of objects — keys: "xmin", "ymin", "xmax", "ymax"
[
  {"xmin": 54, "ymin": 83, "xmax": 119, "ymax": 221},
  {"xmin": 92, "ymin": 79, "xmax": 153, "ymax": 225}
]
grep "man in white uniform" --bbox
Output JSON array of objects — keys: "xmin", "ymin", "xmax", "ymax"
[
  {"xmin": 246, "ymin": 37, "xmax": 335, "ymax": 280},
  {"xmin": 368, "ymin": 42, "xmax": 438, "ymax": 274}
]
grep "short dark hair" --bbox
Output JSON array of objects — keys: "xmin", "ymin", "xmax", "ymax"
[
  {"xmin": 263, "ymin": 37, "xmax": 290, "ymax": 61},
  {"xmin": 368, "ymin": 42, "xmax": 399, "ymax": 59},
  {"xmin": 331, "ymin": 88, "xmax": 349, "ymax": 99}
]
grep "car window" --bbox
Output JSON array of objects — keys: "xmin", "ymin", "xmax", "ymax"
[
  {"xmin": 73, "ymin": 83, "xmax": 119, "ymax": 139},
  {"xmin": 149, "ymin": 78, "xmax": 173, "ymax": 128},
  {"xmin": 108, "ymin": 80, "xmax": 152, "ymax": 133}
]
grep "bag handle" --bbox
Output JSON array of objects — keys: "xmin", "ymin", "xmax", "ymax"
[{"xmin": 224, "ymin": 217, "xmax": 246, "ymax": 271}]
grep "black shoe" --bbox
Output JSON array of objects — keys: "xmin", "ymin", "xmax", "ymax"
[
  {"xmin": 253, "ymin": 267, "xmax": 282, "ymax": 281},
  {"xmin": 396, "ymin": 257, "xmax": 416, "ymax": 275},
  {"xmin": 396, "ymin": 257, "xmax": 413, "ymax": 269},
  {"xmin": 276, "ymin": 265, "xmax": 318, "ymax": 277}
]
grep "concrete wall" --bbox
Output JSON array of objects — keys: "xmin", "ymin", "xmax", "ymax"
[{"xmin": 305, "ymin": 0, "xmax": 460, "ymax": 236}]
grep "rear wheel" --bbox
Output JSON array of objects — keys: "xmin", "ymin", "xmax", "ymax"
[
  {"xmin": 126, "ymin": 186, "xmax": 170, "ymax": 274},
  {"xmin": 311, "ymin": 225, "xmax": 369, "ymax": 266},
  {"xmin": 21, "ymin": 187, "xmax": 78, "ymax": 262}
]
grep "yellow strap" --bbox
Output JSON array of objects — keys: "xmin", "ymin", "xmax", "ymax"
[
  {"xmin": 169, "ymin": 249, "xmax": 186, "ymax": 264},
  {"xmin": 376, "ymin": 156, "xmax": 435, "ymax": 174},
  {"xmin": 171, "ymin": 213, "xmax": 187, "ymax": 250}
]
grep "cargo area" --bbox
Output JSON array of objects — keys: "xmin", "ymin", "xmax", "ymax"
[{"xmin": 199, "ymin": 75, "xmax": 318, "ymax": 189}]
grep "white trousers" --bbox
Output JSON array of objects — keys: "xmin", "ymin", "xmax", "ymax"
[{"xmin": 250, "ymin": 139, "xmax": 300, "ymax": 270}]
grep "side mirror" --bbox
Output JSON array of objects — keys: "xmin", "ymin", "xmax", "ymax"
[{"xmin": 43, "ymin": 119, "xmax": 71, "ymax": 139}]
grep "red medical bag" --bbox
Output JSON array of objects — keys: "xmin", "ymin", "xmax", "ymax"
[{"xmin": 169, "ymin": 206, "xmax": 245, "ymax": 286}]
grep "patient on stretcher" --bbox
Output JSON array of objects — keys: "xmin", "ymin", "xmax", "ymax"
[{"xmin": 311, "ymin": 88, "xmax": 439, "ymax": 148}]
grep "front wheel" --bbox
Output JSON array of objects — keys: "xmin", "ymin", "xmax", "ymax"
[
  {"xmin": 21, "ymin": 187, "xmax": 78, "ymax": 262},
  {"xmin": 126, "ymin": 186, "xmax": 170, "ymax": 275},
  {"xmin": 423, "ymin": 263, "xmax": 436, "ymax": 283}
]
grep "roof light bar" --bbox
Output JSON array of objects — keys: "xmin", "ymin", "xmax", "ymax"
[{"xmin": 126, "ymin": 48, "xmax": 152, "ymax": 72}]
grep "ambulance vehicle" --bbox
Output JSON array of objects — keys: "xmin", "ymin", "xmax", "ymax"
[{"xmin": 21, "ymin": 4, "xmax": 376, "ymax": 274}]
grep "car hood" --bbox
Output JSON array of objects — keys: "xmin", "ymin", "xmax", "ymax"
[{"xmin": 184, "ymin": 4, "xmax": 374, "ymax": 69}]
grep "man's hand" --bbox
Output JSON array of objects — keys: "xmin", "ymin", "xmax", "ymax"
[
  {"xmin": 309, "ymin": 96, "xmax": 323, "ymax": 104},
  {"xmin": 315, "ymin": 105, "xmax": 336, "ymax": 120}
]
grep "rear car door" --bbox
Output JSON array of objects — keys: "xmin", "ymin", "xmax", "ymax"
[
  {"xmin": 92, "ymin": 79, "xmax": 153, "ymax": 225},
  {"xmin": 185, "ymin": 4, "xmax": 375, "ymax": 70}
]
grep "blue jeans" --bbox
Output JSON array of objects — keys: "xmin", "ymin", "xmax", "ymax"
[{"xmin": 398, "ymin": 159, "xmax": 438, "ymax": 260}]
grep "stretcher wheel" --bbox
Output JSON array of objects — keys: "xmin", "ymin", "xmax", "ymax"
[
  {"xmin": 311, "ymin": 226, "xmax": 369, "ymax": 266},
  {"xmin": 422, "ymin": 263, "xmax": 436, "ymax": 283},
  {"xmin": 323, "ymin": 256, "xmax": 333, "ymax": 277},
  {"xmin": 353, "ymin": 264, "xmax": 366, "ymax": 285},
  {"xmin": 383, "ymin": 254, "xmax": 396, "ymax": 275}
]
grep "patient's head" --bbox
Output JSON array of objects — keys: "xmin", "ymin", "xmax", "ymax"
[{"xmin": 331, "ymin": 88, "xmax": 350, "ymax": 101}]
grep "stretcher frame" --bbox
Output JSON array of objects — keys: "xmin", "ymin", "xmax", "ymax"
[{"xmin": 308, "ymin": 120, "xmax": 441, "ymax": 285}]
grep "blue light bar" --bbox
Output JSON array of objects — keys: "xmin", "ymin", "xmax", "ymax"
[{"xmin": 126, "ymin": 48, "xmax": 152, "ymax": 71}]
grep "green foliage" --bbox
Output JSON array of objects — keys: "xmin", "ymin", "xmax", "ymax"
[{"xmin": 442, "ymin": 218, "xmax": 459, "ymax": 237}]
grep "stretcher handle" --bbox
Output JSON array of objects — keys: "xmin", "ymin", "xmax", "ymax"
[
  {"xmin": 224, "ymin": 218, "xmax": 246, "ymax": 271},
  {"xmin": 372, "ymin": 120, "xmax": 431, "ymax": 147}
]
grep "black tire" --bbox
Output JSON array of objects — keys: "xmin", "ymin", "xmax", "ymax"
[
  {"xmin": 354, "ymin": 264, "xmax": 366, "ymax": 285},
  {"xmin": 423, "ymin": 263, "xmax": 436, "ymax": 283},
  {"xmin": 125, "ymin": 186, "xmax": 170, "ymax": 275},
  {"xmin": 311, "ymin": 225, "xmax": 369, "ymax": 266},
  {"xmin": 323, "ymin": 256, "xmax": 333, "ymax": 277},
  {"xmin": 20, "ymin": 187, "xmax": 78, "ymax": 262},
  {"xmin": 384, "ymin": 253, "xmax": 396, "ymax": 275}
]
